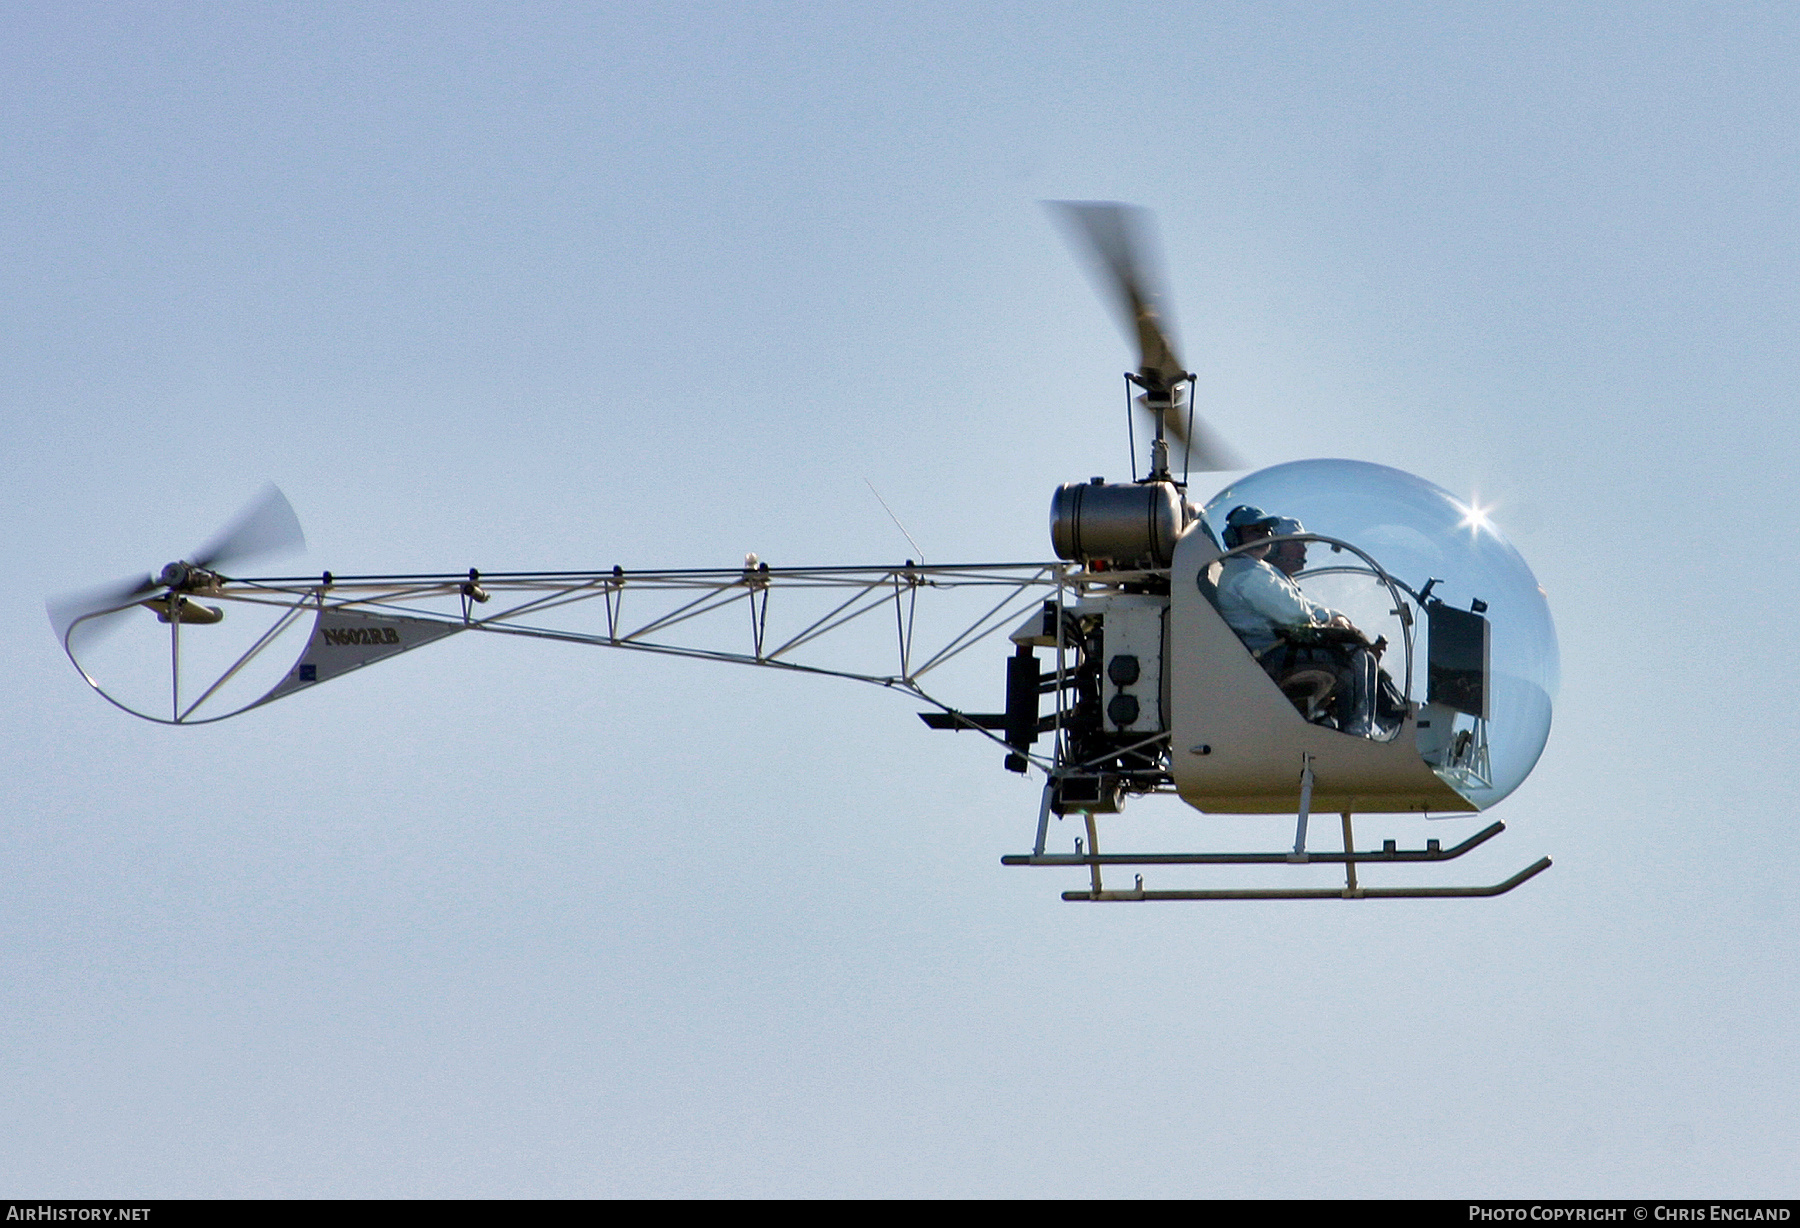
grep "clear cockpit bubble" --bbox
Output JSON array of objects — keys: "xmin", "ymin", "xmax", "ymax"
[{"xmin": 1203, "ymin": 459, "xmax": 1557, "ymax": 808}]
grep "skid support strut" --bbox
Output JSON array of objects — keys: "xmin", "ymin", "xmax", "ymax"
[
  {"xmin": 1006, "ymin": 744, "xmax": 1550, "ymax": 903},
  {"xmin": 1289, "ymin": 754, "xmax": 1314, "ymax": 863}
]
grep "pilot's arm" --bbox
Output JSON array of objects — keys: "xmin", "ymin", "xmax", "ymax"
[
  {"xmin": 1244, "ymin": 566, "xmax": 1376, "ymax": 647},
  {"xmin": 1237, "ymin": 564, "xmax": 1334, "ymax": 630}
]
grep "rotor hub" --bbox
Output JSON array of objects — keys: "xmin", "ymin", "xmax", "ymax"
[{"xmin": 158, "ymin": 561, "xmax": 221, "ymax": 591}]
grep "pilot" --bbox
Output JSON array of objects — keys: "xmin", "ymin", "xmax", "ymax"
[
  {"xmin": 1215, "ymin": 506, "xmax": 1359, "ymax": 654},
  {"xmin": 1214, "ymin": 505, "xmax": 1386, "ymax": 737}
]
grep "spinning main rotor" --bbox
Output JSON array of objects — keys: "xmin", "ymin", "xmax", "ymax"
[{"xmin": 1047, "ymin": 200, "xmax": 1243, "ymax": 479}]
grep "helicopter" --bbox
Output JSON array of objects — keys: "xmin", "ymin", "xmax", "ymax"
[{"xmin": 47, "ymin": 203, "xmax": 1556, "ymax": 903}]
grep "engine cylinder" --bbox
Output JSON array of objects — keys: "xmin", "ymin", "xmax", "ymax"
[{"xmin": 1050, "ymin": 480, "xmax": 1185, "ymax": 566}]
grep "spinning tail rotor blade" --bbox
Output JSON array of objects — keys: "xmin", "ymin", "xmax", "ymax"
[
  {"xmin": 191, "ymin": 484, "xmax": 305, "ymax": 573},
  {"xmin": 46, "ymin": 573, "xmax": 159, "ymax": 652},
  {"xmin": 48, "ymin": 484, "xmax": 305, "ymax": 654}
]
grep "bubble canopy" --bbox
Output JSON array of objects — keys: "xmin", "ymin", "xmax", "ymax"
[{"xmin": 1202, "ymin": 459, "xmax": 1558, "ymax": 809}]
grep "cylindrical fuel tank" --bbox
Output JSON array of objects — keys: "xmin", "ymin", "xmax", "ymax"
[{"xmin": 1050, "ymin": 479, "xmax": 1185, "ymax": 566}]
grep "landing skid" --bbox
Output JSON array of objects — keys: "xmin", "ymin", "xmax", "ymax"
[
  {"xmin": 1057, "ymin": 857, "xmax": 1551, "ymax": 902},
  {"xmin": 1003, "ymin": 810, "xmax": 1552, "ymax": 902}
]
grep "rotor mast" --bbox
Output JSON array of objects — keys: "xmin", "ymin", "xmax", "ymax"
[{"xmin": 1127, "ymin": 369, "xmax": 1193, "ymax": 484}]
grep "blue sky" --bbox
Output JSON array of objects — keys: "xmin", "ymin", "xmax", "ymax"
[{"xmin": 4, "ymin": 2, "xmax": 1795, "ymax": 1196}]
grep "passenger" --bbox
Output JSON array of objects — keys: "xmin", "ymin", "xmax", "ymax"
[
  {"xmin": 1213, "ymin": 505, "xmax": 1389, "ymax": 738},
  {"xmin": 1266, "ymin": 516, "xmax": 1308, "ymax": 578}
]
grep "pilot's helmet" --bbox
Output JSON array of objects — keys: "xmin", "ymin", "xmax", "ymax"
[{"xmin": 1221, "ymin": 504, "xmax": 1278, "ymax": 550}]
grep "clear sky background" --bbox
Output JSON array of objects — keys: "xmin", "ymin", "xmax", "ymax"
[{"xmin": 4, "ymin": 2, "xmax": 1795, "ymax": 1197}]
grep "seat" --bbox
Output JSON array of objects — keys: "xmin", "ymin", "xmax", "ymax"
[
  {"xmin": 1277, "ymin": 662, "xmax": 1340, "ymax": 723},
  {"xmin": 1261, "ymin": 636, "xmax": 1352, "ymax": 729}
]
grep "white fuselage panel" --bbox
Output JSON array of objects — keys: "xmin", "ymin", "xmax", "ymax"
[{"xmin": 1167, "ymin": 527, "xmax": 1476, "ymax": 815}]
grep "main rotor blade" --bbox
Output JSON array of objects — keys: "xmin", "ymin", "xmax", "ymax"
[
  {"xmin": 191, "ymin": 484, "xmax": 305, "ymax": 573},
  {"xmin": 46, "ymin": 573, "xmax": 160, "ymax": 652},
  {"xmin": 1046, "ymin": 200, "xmax": 1187, "ymax": 392},
  {"xmin": 1136, "ymin": 391, "xmax": 1248, "ymax": 472},
  {"xmin": 1183, "ymin": 414, "xmax": 1248, "ymax": 473}
]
